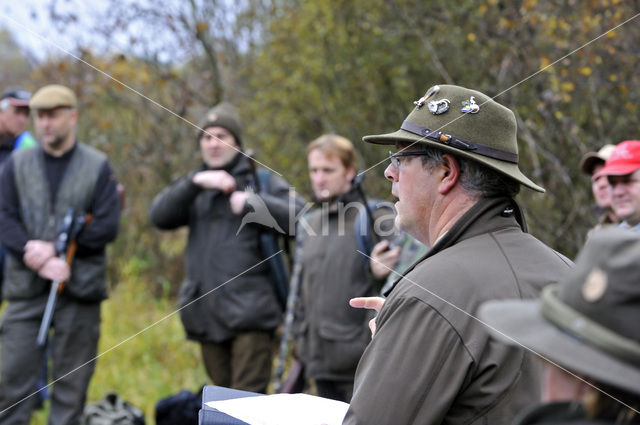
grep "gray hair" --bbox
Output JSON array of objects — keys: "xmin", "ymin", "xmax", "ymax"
[{"xmin": 418, "ymin": 147, "xmax": 521, "ymax": 198}]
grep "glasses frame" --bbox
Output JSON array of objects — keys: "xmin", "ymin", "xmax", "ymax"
[{"xmin": 388, "ymin": 150, "xmax": 431, "ymax": 168}]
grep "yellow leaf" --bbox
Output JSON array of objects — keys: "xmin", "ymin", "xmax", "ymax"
[
  {"xmin": 578, "ymin": 67, "xmax": 592, "ymax": 76},
  {"xmin": 561, "ymin": 82, "xmax": 575, "ymax": 92},
  {"xmin": 606, "ymin": 30, "xmax": 616, "ymax": 38},
  {"xmin": 478, "ymin": 4, "xmax": 488, "ymax": 13},
  {"xmin": 467, "ymin": 33, "xmax": 476, "ymax": 42},
  {"xmin": 540, "ymin": 57, "xmax": 551, "ymax": 69},
  {"xmin": 196, "ymin": 22, "xmax": 209, "ymax": 33},
  {"xmin": 555, "ymin": 111, "xmax": 564, "ymax": 119},
  {"xmin": 608, "ymin": 74, "xmax": 617, "ymax": 82}
]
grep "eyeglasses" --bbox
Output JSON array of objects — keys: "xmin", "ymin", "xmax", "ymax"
[{"xmin": 388, "ymin": 150, "xmax": 430, "ymax": 169}]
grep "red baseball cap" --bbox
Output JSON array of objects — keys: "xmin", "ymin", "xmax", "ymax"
[{"xmin": 594, "ymin": 140, "xmax": 640, "ymax": 178}]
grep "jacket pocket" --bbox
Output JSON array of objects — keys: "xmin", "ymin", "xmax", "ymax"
[
  {"xmin": 318, "ymin": 320, "xmax": 369, "ymax": 374},
  {"xmin": 3, "ymin": 255, "xmax": 47, "ymax": 300},
  {"xmin": 178, "ymin": 279, "xmax": 207, "ymax": 339},
  {"xmin": 65, "ymin": 255, "xmax": 107, "ymax": 301}
]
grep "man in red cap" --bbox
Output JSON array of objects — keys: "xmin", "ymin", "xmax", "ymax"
[{"xmin": 593, "ymin": 140, "xmax": 640, "ymax": 230}]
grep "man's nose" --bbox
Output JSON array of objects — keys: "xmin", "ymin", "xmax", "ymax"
[
  {"xmin": 610, "ymin": 182, "xmax": 625, "ymax": 194},
  {"xmin": 384, "ymin": 163, "xmax": 397, "ymax": 182}
]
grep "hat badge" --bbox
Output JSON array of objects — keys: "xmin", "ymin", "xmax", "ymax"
[
  {"xmin": 427, "ymin": 98, "xmax": 451, "ymax": 115},
  {"xmin": 461, "ymin": 96, "xmax": 480, "ymax": 114},
  {"xmin": 414, "ymin": 85, "xmax": 441, "ymax": 108},
  {"xmin": 581, "ymin": 267, "xmax": 607, "ymax": 302},
  {"xmin": 207, "ymin": 112, "xmax": 218, "ymax": 122}
]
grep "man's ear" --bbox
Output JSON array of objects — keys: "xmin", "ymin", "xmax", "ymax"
[
  {"xmin": 69, "ymin": 108, "xmax": 79, "ymax": 126},
  {"xmin": 346, "ymin": 167, "xmax": 356, "ymax": 182},
  {"xmin": 438, "ymin": 154, "xmax": 461, "ymax": 195}
]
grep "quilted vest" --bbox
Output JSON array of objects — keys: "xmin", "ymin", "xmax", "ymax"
[{"xmin": 3, "ymin": 144, "xmax": 108, "ymax": 301}]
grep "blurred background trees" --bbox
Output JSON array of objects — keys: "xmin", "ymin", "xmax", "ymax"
[{"xmin": 2, "ymin": 0, "xmax": 639, "ymax": 294}]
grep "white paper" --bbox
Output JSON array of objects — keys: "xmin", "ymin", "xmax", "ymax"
[{"xmin": 205, "ymin": 393, "xmax": 349, "ymax": 425}]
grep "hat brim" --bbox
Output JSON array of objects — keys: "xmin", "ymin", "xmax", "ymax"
[
  {"xmin": 363, "ymin": 129, "xmax": 545, "ymax": 193},
  {"xmin": 478, "ymin": 300, "xmax": 640, "ymax": 395},
  {"xmin": 594, "ymin": 164, "xmax": 640, "ymax": 179},
  {"xmin": 7, "ymin": 98, "xmax": 30, "ymax": 107},
  {"xmin": 579, "ymin": 154, "xmax": 604, "ymax": 176}
]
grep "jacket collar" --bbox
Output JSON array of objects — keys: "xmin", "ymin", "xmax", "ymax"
[
  {"xmin": 312, "ymin": 184, "xmax": 364, "ymax": 211},
  {"xmin": 384, "ymin": 196, "xmax": 527, "ymax": 296}
]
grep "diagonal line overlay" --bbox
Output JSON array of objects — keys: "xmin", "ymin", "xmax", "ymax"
[
  {"xmin": 358, "ymin": 11, "xmax": 640, "ymax": 178},
  {"xmin": 0, "ymin": 251, "xmax": 283, "ymax": 416},
  {"xmin": 0, "ymin": 12, "xmax": 282, "ymax": 177},
  {"xmin": 360, "ymin": 249, "xmax": 640, "ymax": 414}
]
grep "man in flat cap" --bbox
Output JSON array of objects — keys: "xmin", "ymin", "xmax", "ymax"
[
  {"xmin": 592, "ymin": 140, "xmax": 640, "ymax": 231},
  {"xmin": 345, "ymin": 84, "xmax": 572, "ymax": 424},
  {"xmin": 579, "ymin": 144, "xmax": 618, "ymax": 233},
  {"xmin": 479, "ymin": 227, "xmax": 640, "ymax": 424},
  {"xmin": 150, "ymin": 103, "xmax": 304, "ymax": 393},
  {"xmin": 0, "ymin": 84, "xmax": 120, "ymax": 425}
]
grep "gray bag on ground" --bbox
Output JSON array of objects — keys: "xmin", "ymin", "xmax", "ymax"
[{"xmin": 82, "ymin": 392, "xmax": 145, "ymax": 425}]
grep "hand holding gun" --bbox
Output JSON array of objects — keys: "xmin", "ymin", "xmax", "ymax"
[{"xmin": 36, "ymin": 209, "xmax": 91, "ymax": 347}]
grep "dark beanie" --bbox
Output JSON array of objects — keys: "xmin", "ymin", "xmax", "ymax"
[{"xmin": 197, "ymin": 102, "xmax": 243, "ymax": 146}]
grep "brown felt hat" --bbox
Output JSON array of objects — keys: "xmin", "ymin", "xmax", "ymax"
[
  {"xmin": 579, "ymin": 144, "xmax": 616, "ymax": 176},
  {"xmin": 479, "ymin": 227, "xmax": 640, "ymax": 396},
  {"xmin": 29, "ymin": 84, "xmax": 77, "ymax": 110},
  {"xmin": 363, "ymin": 84, "xmax": 544, "ymax": 192}
]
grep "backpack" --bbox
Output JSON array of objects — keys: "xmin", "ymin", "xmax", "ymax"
[
  {"xmin": 255, "ymin": 169, "xmax": 290, "ymax": 310},
  {"xmin": 154, "ymin": 388, "xmax": 202, "ymax": 425},
  {"xmin": 82, "ymin": 392, "xmax": 145, "ymax": 425},
  {"xmin": 353, "ymin": 199, "xmax": 396, "ymax": 259}
]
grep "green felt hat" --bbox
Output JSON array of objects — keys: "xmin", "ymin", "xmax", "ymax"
[
  {"xmin": 363, "ymin": 84, "xmax": 544, "ymax": 192},
  {"xmin": 479, "ymin": 227, "xmax": 640, "ymax": 396}
]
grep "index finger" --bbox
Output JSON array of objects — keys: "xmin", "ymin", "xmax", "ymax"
[{"xmin": 349, "ymin": 296, "xmax": 385, "ymax": 312}]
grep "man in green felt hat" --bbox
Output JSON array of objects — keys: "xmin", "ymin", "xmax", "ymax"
[
  {"xmin": 345, "ymin": 84, "xmax": 573, "ymax": 424},
  {"xmin": 479, "ymin": 227, "xmax": 640, "ymax": 424}
]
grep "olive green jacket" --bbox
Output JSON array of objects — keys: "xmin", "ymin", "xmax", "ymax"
[
  {"xmin": 344, "ymin": 196, "xmax": 573, "ymax": 425},
  {"xmin": 294, "ymin": 187, "xmax": 382, "ymax": 382}
]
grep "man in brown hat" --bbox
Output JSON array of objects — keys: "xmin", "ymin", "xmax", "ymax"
[
  {"xmin": 345, "ymin": 84, "xmax": 572, "ymax": 424},
  {"xmin": 479, "ymin": 227, "xmax": 640, "ymax": 424},
  {"xmin": 579, "ymin": 144, "xmax": 618, "ymax": 232},
  {"xmin": 0, "ymin": 84, "xmax": 120, "ymax": 425},
  {"xmin": 149, "ymin": 103, "xmax": 304, "ymax": 393}
]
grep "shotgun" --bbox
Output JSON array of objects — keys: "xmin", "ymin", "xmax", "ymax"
[{"xmin": 36, "ymin": 209, "xmax": 91, "ymax": 347}]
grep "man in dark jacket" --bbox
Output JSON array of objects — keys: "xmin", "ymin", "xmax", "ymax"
[
  {"xmin": 0, "ymin": 87, "xmax": 37, "ymax": 165},
  {"xmin": 0, "ymin": 84, "xmax": 120, "ymax": 425},
  {"xmin": 149, "ymin": 103, "xmax": 304, "ymax": 393},
  {"xmin": 294, "ymin": 134, "xmax": 391, "ymax": 402},
  {"xmin": 0, "ymin": 87, "xmax": 38, "ymax": 303},
  {"xmin": 345, "ymin": 84, "xmax": 573, "ymax": 424}
]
